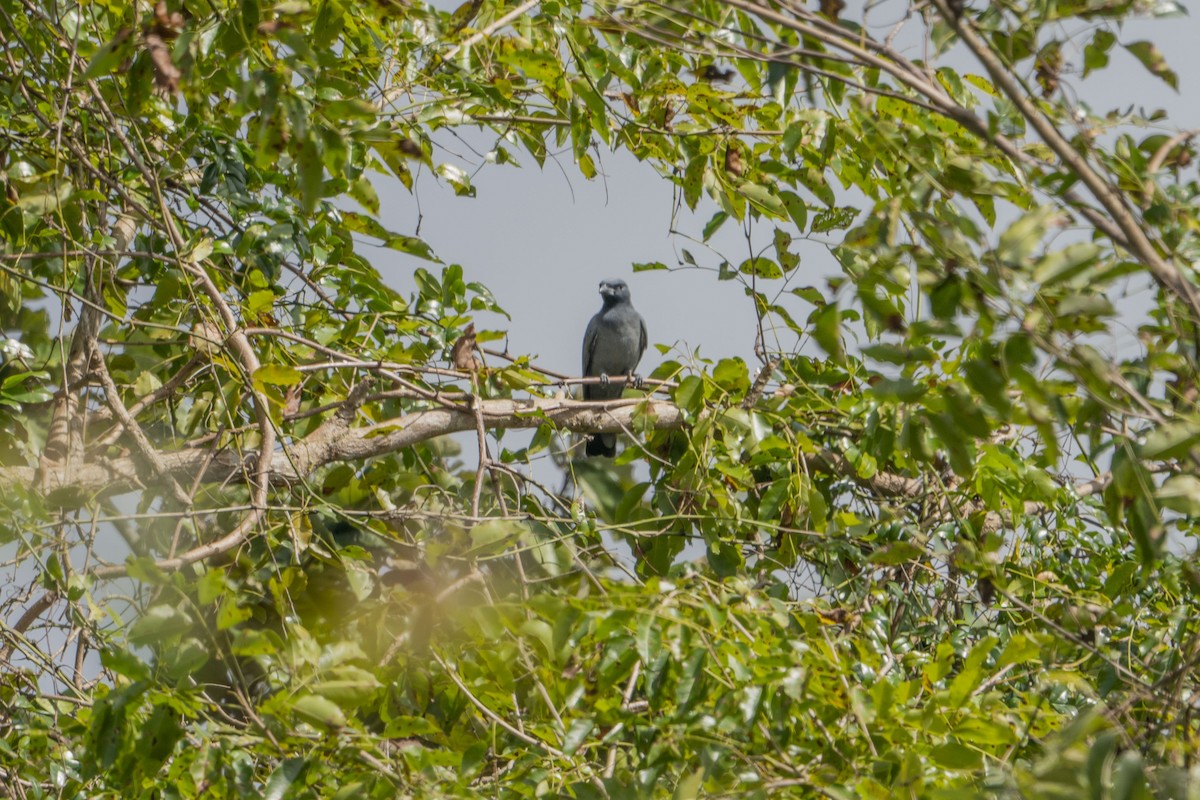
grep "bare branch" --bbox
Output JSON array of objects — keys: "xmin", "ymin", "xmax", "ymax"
[
  {"xmin": 91, "ymin": 341, "xmax": 192, "ymax": 505},
  {"xmin": 39, "ymin": 213, "xmax": 137, "ymax": 474}
]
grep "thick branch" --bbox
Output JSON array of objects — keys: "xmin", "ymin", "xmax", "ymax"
[{"xmin": 6, "ymin": 397, "xmax": 685, "ymax": 501}]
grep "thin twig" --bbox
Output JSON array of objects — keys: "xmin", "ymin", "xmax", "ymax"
[
  {"xmin": 91, "ymin": 341, "xmax": 192, "ymax": 505},
  {"xmin": 444, "ymin": 0, "xmax": 541, "ymax": 60},
  {"xmin": 431, "ymin": 651, "xmax": 566, "ymax": 759}
]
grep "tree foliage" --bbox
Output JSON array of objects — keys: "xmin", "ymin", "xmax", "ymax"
[{"xmin": 2, "ymin": 0, "xmax": 1200, "ymax": 796}]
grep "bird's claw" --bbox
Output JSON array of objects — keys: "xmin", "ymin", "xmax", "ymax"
[
  {"xmin": 598, "ymin": 373, "xmax": 610, "ymax": 386},
  {"xmin": 630, "ymin": 374, "xmax": 644, "ymax": 390}
]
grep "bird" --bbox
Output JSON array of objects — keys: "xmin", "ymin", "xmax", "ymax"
[{"xmin": 582, "ymin": 279, "xmax": 647, "ymax": 457}]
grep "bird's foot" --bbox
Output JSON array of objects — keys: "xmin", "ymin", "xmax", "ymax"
[
  {"xmin": 630, "ymin": 373, "xmax": 644, "ymax": 390},
  {"xmin": 598, "ymin": 373, "xmax": 610, "ymax": 386}
]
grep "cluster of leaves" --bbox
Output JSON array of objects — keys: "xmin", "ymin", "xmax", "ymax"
[{"xmin": 3, "ymin": 0, "xmax": 1200, "ymax": 797}]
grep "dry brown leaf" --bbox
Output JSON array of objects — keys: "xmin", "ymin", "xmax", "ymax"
[
  {"xmin": 724, "ymin": 146, "xmax": 743, "ymax": 177},
  {"xmin": 819, "ymin": 0, "xmax": 845, "ymax": 21},
  {"xmin": 283, "ymin": 383, "xmax": 302, "ymax": 418},
  {"xmin": 153, "ymin": 1, "xmax": 185, "ymax": 34},
  {"xmin": 452, "ymin": 323, "xmax": 483, "ymax": 371},
  {"xmin": 696, "ymin": 64, "xmax": 734, "ymax": 83},
  {"xmin": 145, "ymin": 32, "xmax": 180, "ymax": 94},
  {"xmin": 398, "ymin": 138, "xmax": 423, "ymax": 158}
]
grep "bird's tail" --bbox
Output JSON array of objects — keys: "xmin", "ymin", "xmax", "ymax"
[{"xmin": 586, "ymin": 433, "xmax": 617, "ymax": 458}]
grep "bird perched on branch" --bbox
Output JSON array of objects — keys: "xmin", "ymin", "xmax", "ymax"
[{"xmin": 582, "ymin": 279, "xmax": 647, "ymax": 457}]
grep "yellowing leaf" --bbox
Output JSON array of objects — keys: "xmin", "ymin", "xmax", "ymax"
[
  {"xmin": 1124, "ymin": 41, "xmax": 1178, "ymax": 90},
  {"xmin": 254, "ymin": 364, "xmax": 303, "ymax": 386},
  {"xmin": 997, "ymin": 206, "xmax": 1060, "ymax": 266},
  {"xmin": 291, "ymin": 694, "xmax": 347, "ymax": 727}
]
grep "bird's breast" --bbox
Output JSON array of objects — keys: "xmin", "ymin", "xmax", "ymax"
[{"xmin": 590, "ymin": 315, "xmax": 642, "ymax": 373}]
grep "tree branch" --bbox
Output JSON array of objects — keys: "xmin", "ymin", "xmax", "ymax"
[
  {"xmin": 90, "ymin": 340, "xmax": 192, "ymax": 505},
  {"xmin": 39, "ymin": 213, "xmax": 137, "ymax": 474},
  {"xmin": 7, "ymin": 386, "xmax": 1133, "ymax": 580},
  {"xmin": 6, "ymin": 395, "xmax": 681, "ymax": 503},
  {"xmin": 928, "ymin": 0, "xmax": 1200, "ymax": 323}
]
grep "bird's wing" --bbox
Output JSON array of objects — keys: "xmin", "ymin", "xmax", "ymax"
[
  {"xmin": 582, "ymin": 313, "xmax": 603, "ymax": 401},
  {"xmin": 583, "ymin": 313, "xmax": 601, "ymax": 376},
  {"xmin": 637, "ymin": 315, "xmax": 648, "ymax": 362}
]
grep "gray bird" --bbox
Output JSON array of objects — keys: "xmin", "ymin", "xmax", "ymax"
[{"xmin": 582, "ymin": 279, "xmax": 647, "ymax": 457}]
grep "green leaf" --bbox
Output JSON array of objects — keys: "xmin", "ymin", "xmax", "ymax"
[
  {"xmin": 810, "ymin": 304, "xmax": 845, "ymax": 364},
  {"xmin": 809, "ymin": 206, "xmax": 856, "ymax": 234},
  {"xmin": 674, "ymin": 768, "xmax": 705, "ymax": 800},
  {"xmin": 231, "ymin": 629, "xmax": 279, "ymax": 657},
  {"xmin": 953, "ymin": 717, "xmax": 1015, "ymax": 746},
  {"xmin": 1033, "ymin": 242, "xmax": 1102, "ymax": 286},
  {"xmin": 1124, "ymin": 41, "xmax": 1178, "ymax": 90},
  {"xmin": 1139, "ymin": 419, "xmax": 1200, "ymax": 460},
  {"xmin": 948, "ymin": 636, "xmax": 997, "ymax": 706},
  {"xmin": 164, "ymin": 638, "xmax": 210, "ymax": 678},
  {"xmin": 736, "ymin": 182, "xmax": 785, "ymax": 216},
  {"xmin": 929, "ymin": 741, "xmax": 982, "ymax": 770},
  {"xmin": 1086, "ymin": 730, "xmax": 1120, "ymax": 798},
  {"xmin": 1156, "ymin": 474, "xmax": 1200, "ymax": 516},
  {"xmin": 578, "ymin": 152, "xmax": 597, "ymax": 179},
  {"xmin": 141, "ymin": 703, "xmax": 184, "ymax": 764},
  {"xmin": 312, "ymin": 666, "xmax": 383, "ymax": 704},
  {"xmin": 498, "ymin": 47, "xmax": 562, "ymax": 84},
  {"xmin": 674, "ymin": 375, "xmax": 707, "ymax": 416},
  {"xmin": 683, "ymin": 155, "xmax": 706, "ymax": 210},
  {"xmin": 702, "ymin": 211, "xmax": 728, "ymax": 241},
  {"xmin": 216, "ymin": 596, "xmax": 253, "ymax": 629},
  {"xmin": 997, "ymin": 206, "xmax": 1059, "ymax": 266},
  {"xmin": 264, "ymin": 757, "xmax": 306, "ymax": 800},
  {"xmin": 246, "ymin": 289, "xmax": 277, "ymax": 316},
  {"xmin": 291, "ymin": 694, "xmax": 347, "ymax": 728},
  {"xmin": 862, "ymin": 344, "xmax": 934, "ymax": 365},
  {"xmin": 128, "ymin": 605, "xmax": 192, "ymax": 645},
  {"xmin": 867, "ymin": 541, "xmax": 923, "ymax": 566},
  {"xmin": 254, "ymin": 364, "xmax": 303, "ymax": 386},
  {"xmin": 1112, "ymin": 750, "xmax": 1145, "ymax": 800},
  {"xmin": 298, "ymin": 134, "xmax": 324, "ymax": 212},
  {"xmin": 712, "ymin": 358, "xmax": 749, "ymax": 395},
  {"xmin": 320, "ymin": 98, "xmax": 376, "ymax": 121},
  {"xmin": 196, "ymin": 567, "xmax": 227, "ymax": 605},
  {"xmin": 779, "ymin": 191, "xmax": 807, "ymax": 232},
  {"xmin": 562, "ymin": 718, "xmax": 594, "ymax": 756},
  {"xmin": 342, "ymin": 211, "xmax": 438, "ymax": 261},
  {"xmin": 15, "ymin": 181, "xmax": 71, "ymax": 215},
  {"xmin": 871, "ymin": 377, "xmax": 926, "ymax": 402},
  {"xmin": 99, "ymin": 648, "xmax": 151, "ymax": 681},
  {"xmin": 467, "ymin": 519, "xmax": 525, "ymax": 557},
  {"xmin": 996, "ymin": 634, "xmax": 1042, "ymax": 668},
  {"xmin": 0, "ymin": 371, "xmax": 52, "ymax": 406},
  {"xmin": 436, "ymin": 162, "xmax": 475, "ymax": 197},
  {"xmin": 1083, "ymin": 30, "xmax": 1115, "ymax": 77},
  {"xmin": 738, "ymin": 257, "xmax": 783, "ymax": 279},
  {"xmin": 349, "ymin": 175, "xmax": 380, "ymax": 215},
  {"xmin": 674, "ymin": 648, "xmax": 706, "ymax": 711},
  {"xmin": 519, "ymin": 619, "xmax": 556, "ymax": 663},
  {"xmin": 83, "ymin": 32, "xmax": 133, "ymax": 80}
]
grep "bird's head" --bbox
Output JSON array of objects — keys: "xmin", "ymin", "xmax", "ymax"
[{"xmin": 598, "ymin": 279, "xmax": 632, "ymax": 306}]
